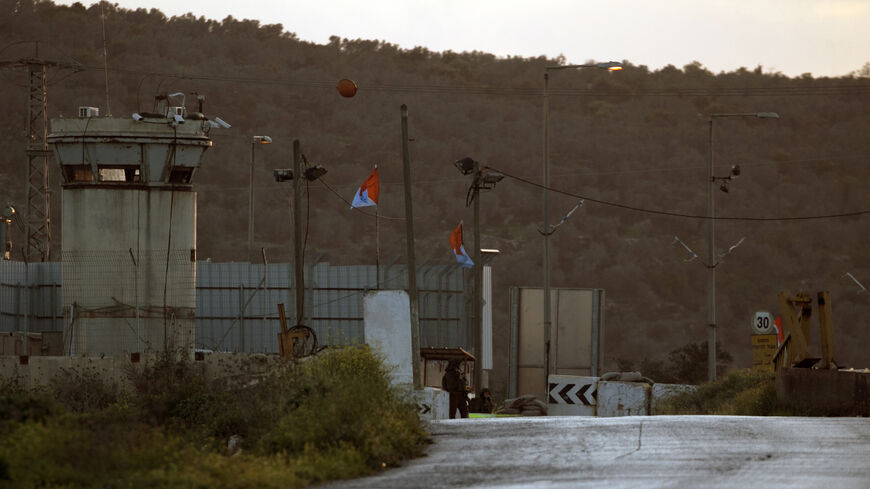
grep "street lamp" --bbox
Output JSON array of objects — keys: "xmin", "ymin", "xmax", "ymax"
[
  {"xmin": 455, "ymin": 156, "xmax": 503, "ymax": 392},
  {"xmin": 542, "ymin": 61, "xmax": 622, "ymax": 386},
  {"xmin": 273, "ymin": 140, "xmax": 327, "ymax": 328},
  {"xmin": 249, "ymin": 135, "xmax": 272, "ymax": 262},
  {"xmin": 706, "ymin": 112, "xmax": 778, "ymax": 382}
]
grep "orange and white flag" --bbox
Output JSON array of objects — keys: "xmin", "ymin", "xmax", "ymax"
[
  {"xmin": 450, "ymin": 222, "xmax": 474, "ymax": 268},
  {"xmin": 350, "ymin": 167, "xmax": 379, "ymax": 209}
]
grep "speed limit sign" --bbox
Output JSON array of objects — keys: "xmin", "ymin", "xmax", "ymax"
[{"xmin": 752, "ymin": 311, "xmax": 774, "ymax": 334}]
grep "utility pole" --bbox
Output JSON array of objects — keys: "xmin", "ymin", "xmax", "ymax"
[
  {"xmin": 401, "ymin": 105, "xmax": 422, "ymax": 390},
  {"xmin": 472, "ymin": 159, "xmax": 483, "ymax": 392},
  {"xmin": 292, "ymin": 140, "xmax": 305, "ymax": 326}
]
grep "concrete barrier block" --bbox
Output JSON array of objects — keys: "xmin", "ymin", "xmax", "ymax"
[
  {"xmin": 364, "ymin": 291, "xmax": 412, "ymax": 387},
  {"xmin": 651, "ymin": 383, "xmax": 697, "ymax": 414},
  {"xmin": 776, "ymin": 367, "xmax": 870, "ymax": 415},
  {"xmin": 547, "ymin": 375, "xmax": 598, "ymax": 416},
  {"xmin": 597, "ymin": 381, "xmax": 650, "ymax": 417},
  {"xmin": 412, "ymin": 387, "xmax": 450, "ymax": 421}
]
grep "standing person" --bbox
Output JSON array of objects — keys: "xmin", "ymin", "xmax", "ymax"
[{"xmin": 442, "ymin": 359, "xmax": 469, "ymax": 419}]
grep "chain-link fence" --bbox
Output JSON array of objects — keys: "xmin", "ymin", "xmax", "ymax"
[
  {"xmin": 62, "ymin": 250, "xmax": 196, "ymax": 356},
  {"xmin": 1, "ymin": 258, "xmax": 470, "ymax": 355}
]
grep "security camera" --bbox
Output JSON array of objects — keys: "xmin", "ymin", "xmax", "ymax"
[
  {"xmin": 132, "ymin": 113, "xmax": 143, "ymax": 121},
  {"xmin": 213, "ymin": 117, "xmax": 231, "ymax": 129},
  {"xmin": 173, "ymin": 114, "xmax": 185, "ymax": 124}
]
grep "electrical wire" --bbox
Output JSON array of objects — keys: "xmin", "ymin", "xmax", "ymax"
[
  {"xmin": 317, "ymin": 176, "xmax": 405, "ymax": 220},
  {"xmin": 486, "ymin": 165, "xmax": 870, "ymax": 222},
  {"xmin": 75, "ymin": 63, "xmax": 870, "ymax": 98}
]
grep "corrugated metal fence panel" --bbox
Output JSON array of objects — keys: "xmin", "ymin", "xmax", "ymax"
[
  {"xmin": 0, "ymin": 260, "xmax": 468, "ymax": 354},
  {"xmin": 0, "ymin": 261, "xmax": 62, "ymax": 333}
]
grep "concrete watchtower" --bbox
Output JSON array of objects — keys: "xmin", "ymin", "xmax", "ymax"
[{"xmin": 48, "ymin": 102, "xmax": 216, "ymax": 357}]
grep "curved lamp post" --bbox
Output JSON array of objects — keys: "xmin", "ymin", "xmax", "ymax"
[
  {"xmin": 706, "ymin": 112, "xmax": 778, "ymax": 382},
  {"xmin": 542, "ymin": 61, "xmax": 622, "ymax": 386},
  {"xmin": 249, "ymin": 135, "xmax": 272, "ymax": 262}
]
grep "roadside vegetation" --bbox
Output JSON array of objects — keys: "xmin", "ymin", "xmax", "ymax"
[
  {"xmin": 655, "ymin": 368, "xmax": 833, "ymax": 416},
  {"xmin": 0, "ymin": 347, "xmax": 429, "ymax": 488}
]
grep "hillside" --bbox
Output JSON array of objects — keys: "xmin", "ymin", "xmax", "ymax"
[{"xmin": 2, "ymin": 1, "xmax": 870, "ymax": 395}]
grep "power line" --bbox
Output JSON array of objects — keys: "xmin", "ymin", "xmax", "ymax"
[
  {"xmin": 486, "ymin": 165, "xmax": 870, "ymax": 222},
  {"xmin": 73, "ymin": 63, "xmax": 870, "ymax": 98}
]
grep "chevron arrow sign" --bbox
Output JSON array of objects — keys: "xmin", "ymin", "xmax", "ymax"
[{"xmin": 548, "ymin": 381, "xmax": 597, "ymax": 406}]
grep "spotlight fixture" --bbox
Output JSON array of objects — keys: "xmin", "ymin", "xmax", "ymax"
[
  {"xmin": 273, "ymin": 169, "xmax": 293, "ymax": 182},
  {"xmin": 454, "ymin": 157, "xmax": 475, "ymax": 175}
]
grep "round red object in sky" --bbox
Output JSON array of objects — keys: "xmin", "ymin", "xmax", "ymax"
[{"xmin": 337, "ymin": 79, "xmax": 357, "ymax": 98}]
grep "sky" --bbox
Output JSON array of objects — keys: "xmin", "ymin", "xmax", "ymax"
[{"xmin": 59, "ymin": 0, "xmax": 870, "ymax": 78}]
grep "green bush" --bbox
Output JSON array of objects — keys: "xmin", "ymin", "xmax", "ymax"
[
  {"xmin": 656, "ymin": 369, "xmax": 808, "ymax": 415},
  {"xmin": 0, "ymin": 347, "xmax": 429, "ymax": 488},
  {"xmin": 259, "ymin": 346, "xmax": 428, "ymax": 468}
]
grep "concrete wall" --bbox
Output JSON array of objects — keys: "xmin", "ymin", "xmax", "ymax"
[
  {"xmin": 0, "ymin": 352, "xmax": 282, "ymax": 392},
  {"xmin": 62, "ymin": 188, "xmax": 196, "ymax": 357},
  {"xmin": 363, "ymin": 290, "xmax": 412, "ymax": 386},
  {"xmin": 776, "ymin": 367, "xmax": 870, "ymax": 415}
]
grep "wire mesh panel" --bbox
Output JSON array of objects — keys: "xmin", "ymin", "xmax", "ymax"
[
  {"xmin": 2, "ymin": 259, "xmax": 469, "ymax": 355},
  {"xmin": 62, "ymin": 250, "xmax": 195, "ymax": 356}
]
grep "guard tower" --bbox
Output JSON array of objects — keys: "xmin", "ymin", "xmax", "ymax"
[{"xmin": 48, "ymin": 103, "xmax": 215, "ymax": 357}]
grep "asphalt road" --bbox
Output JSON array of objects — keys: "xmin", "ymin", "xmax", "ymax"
[{"xmin": 320, "ymin": 415, "xmax": 870, "ymax": 489}]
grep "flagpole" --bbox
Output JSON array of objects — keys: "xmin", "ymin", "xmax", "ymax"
[{"xmin": 376, "ymin": 205, "xmax": 380, "ymax": 290}]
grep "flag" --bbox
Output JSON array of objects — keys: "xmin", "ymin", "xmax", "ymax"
[
  {"xmin": 773, "ymin": 316, "xmax": 784, "ymax": 346},
  {"xmin": 350, "ymin": 167, "xmax": 379, "ymax": 209},
  {"xmin": 450, "ymin": 223, "xmax": 474, "ymax": 268}
]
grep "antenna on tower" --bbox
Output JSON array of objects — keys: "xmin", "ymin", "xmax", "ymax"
[{"xmin": 100, "ymin": 1, "xmax": 111, "ymax": 116}]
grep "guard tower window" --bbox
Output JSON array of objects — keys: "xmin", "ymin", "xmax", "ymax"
[
  {"xmin": 168, "ymin": 168, "xmax": 193, "ymax": 184},
  {"xmin": 98, "ymin": 166, "xmax": 140, "ymax": 182},
  {"xmin": 64, "ymin": 165, "xmax": 95, "ymax": 182}
]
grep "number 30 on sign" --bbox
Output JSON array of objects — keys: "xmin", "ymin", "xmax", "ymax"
[{"xmin": 752, "ymin": 311, "xmax": 773, "ymax": 334}]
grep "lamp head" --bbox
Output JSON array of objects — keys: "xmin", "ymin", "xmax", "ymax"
[
  {"xmin": 730, "ymin": 164, "xmax": 741, "ymax": 177},
  {"xmin": 304, "ymin": 165, "xmax": 328, "ymax": 181},
  {"xmin": 253, "ymin": 135, "xmax": 272, "ymax": 144},
  {"xmin": 596, "ymin": 61, "xmax": 623, "ymax": 71},
  {"xmin": 756, "ymin": 112, "xmax": 779, "ymax": 119},
  {"xmin": 454, "ymin": 157, "xmax": 475, "ymax": 175},
  {"xmin": 482, "ymin": 172, "xmax": 504, "ymax": 185},
  {"xmin": 273, "ymin": 169, "xmax": 293, "ymax": 182}
]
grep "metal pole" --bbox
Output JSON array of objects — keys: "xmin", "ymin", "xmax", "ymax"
[
  {"xmin": 473, "ymin": 160, "xmax": 483, "ymax": 391},
  {"xmin": 293, "ymin": 140, "xmax": 305, "ymax": 326},
  {"xmin": 707, "ymin": 118, "xmax": 717, "ymax": 383},
  {"xmin": 401, "ymin": 105, "xmax": 422, "ymax": 390},
  {"xmin": 248, "ymin": 141, "xmax": 255, "ymax": 263},
  {"xmin": 542, "ymin": 72, "xmax": 552, "ymax": 386}
]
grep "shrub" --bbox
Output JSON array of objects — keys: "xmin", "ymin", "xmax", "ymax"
[
  {"xmin": 0, "ymin": 346, "xmax": 429, "ymax": 488},
  {"xmin": 656, "ymin": 368, "xmax": 808, "ymax": 415},
  {"xmin": 47, "ymin": 363, "xmax": 120, "ymax": 413},
  {"xmin": 259, "ymin": 346, "xmax": 429, "ymax": 468}
]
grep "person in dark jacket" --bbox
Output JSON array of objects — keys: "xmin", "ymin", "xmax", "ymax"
[
  {"xmin": 442, "ymin": 359, "xmax": 469, "ymax": 419},
  {"xmin": 472, "ymin": 387, "xmax": 494, "ymax": 414}
]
